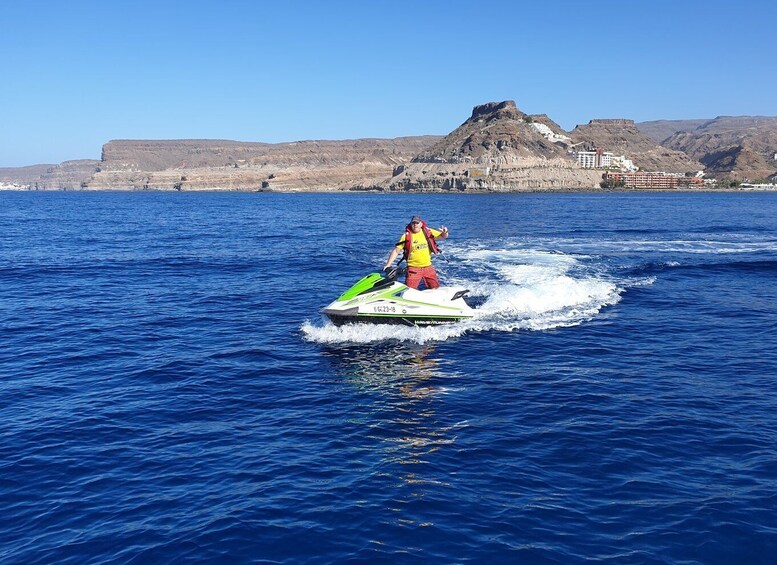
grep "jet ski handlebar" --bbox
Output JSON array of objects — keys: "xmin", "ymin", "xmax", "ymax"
[{"xmin": 383, "ymin": 265, "xmax": 406, "ymax": 280}]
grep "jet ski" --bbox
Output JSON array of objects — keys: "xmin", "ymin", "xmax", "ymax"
[{"xmin": 321, "ymin": 267, "xmax": 474, "ymax": 327}]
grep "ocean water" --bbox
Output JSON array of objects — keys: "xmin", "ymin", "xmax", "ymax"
[{"xmin": 1, "ymin": 190, "xmax": 776, "ymax": 563}]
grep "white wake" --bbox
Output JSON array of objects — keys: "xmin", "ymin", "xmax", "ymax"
[{"xmin": 301, "ymin": 245, "xmax": 627, "ymax": 345}]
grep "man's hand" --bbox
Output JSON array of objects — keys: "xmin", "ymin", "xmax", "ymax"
[{"xmin": 439, "ymin": 225, "xmax": 449, "ymax": 238}]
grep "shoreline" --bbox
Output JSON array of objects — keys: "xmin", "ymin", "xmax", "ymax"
[{"xmin": 2, "ymin": 187, "xmax": 776, "ymax": 195}]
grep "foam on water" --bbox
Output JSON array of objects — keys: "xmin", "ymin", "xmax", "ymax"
[
  {"xmin": 522, "ymin": 236, "xmax": 777, "ymax": 256},
  {"xmin": 301, "ymin": 247, "xmax": 625, "ymax": 344}
]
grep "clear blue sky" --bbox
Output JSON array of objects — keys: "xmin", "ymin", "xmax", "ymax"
[{"xmin": 1, "ymin": 0, "xmax": 775, "ymax": 167}]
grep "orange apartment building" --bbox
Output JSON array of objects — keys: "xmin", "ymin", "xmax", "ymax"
[{"xmin": 602, "ymin": 171, "xmax": 703, "ymax": 189}]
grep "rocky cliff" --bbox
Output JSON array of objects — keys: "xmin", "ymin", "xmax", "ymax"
[
  {"xmin": 413, "ymin": 101, "xmax": 572, "ymax": 164},
  {"xmin": 89, "ymin": 137, "xmax": 441, "ymax": 190},
  {"xmin": 0, "ymin": 160, "xmax": 99, "ymax": 190},
  {"xmin": 657, "ymin": 116, "xmax": 777, "ymax": 181},
  {"xmin": 374, "ymin": 101, "xmax": 602, "ymax": 191},
  {"xmin": 0, "ymin": 164, "xmax": 54, "ymax": 185},
  {"xmin": 5, "ymin": 104, "xmax": 775, "ymax": 191},
  {"xmin": 570, "ymin": 119, "xmax": 702, "ymax": 173}
]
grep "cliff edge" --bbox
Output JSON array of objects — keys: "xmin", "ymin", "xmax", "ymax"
[{"xmin": 90, "ymin": 137, "xmax": 441, "ymax": 190}]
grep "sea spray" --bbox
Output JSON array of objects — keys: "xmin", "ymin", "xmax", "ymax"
[{"xmin": 302, "ymin": 246, "xmax": 626, "ymax": 344}]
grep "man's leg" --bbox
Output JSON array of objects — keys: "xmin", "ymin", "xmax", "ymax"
[
  {"xmin": 405, "ymin": 267, "xmax": 422, "ymax": 289},
  {"xmin": 422, "ymin": 266, "xmax": 440, "ymax": 289}
]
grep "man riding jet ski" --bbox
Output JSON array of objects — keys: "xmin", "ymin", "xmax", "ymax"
[
  {"xmin": 383, "ymin": 215, "xmax": 446, "ymax": 290},
  {"xmin": 322, "ymin": 215, "xmax": 473, "ymax": 326},
  {"xmin": 320, "ymin": 266, "xmax": 473, "ymax": 327}
]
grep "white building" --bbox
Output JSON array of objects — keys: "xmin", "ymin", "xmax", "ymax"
[
  {"xmin": 531, "ymin": 122, "xmax": 572, "ymax": 144},
  {"xmin": 576, "ymin": 150, "xmax": 614, "ymax": 168},
  {"xmin": 0, "ymin": 182, "xmax": 29, "ymax": 190},
  {"xmin": 575, "ymin": 150, "xmax": 637, "ymax": 171},
  {"xmin": 611, "ymin": 155, "xmax": 638, "ymax": 172},
  {"xmin": 576, "ymin": 151, "xmax": 600, "ymax": 168}
]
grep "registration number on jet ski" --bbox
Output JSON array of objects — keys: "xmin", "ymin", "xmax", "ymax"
[{"xmin": 373, "ymin": 305, "xmax": 396, "ymax": 313}]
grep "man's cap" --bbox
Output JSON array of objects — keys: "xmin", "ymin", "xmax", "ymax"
[{"xmin": 410, "ymin": 215, "xmax": 422, "ymax": 223}]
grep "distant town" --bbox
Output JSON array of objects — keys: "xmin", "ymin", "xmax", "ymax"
[{"xmin": 535, "ymin": 120, "xmax": 775, "ymax": 190}]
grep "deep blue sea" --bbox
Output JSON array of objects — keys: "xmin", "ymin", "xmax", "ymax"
[{"xmin": 1, "ymin": 191, "xmax": 776, "ymax": 564}]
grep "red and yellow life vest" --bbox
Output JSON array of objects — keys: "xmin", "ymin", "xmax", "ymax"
[{"xmin": 401, "ymin": 221, "xmax": 440, "ymax": 264}]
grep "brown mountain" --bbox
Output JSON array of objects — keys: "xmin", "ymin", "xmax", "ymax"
[
  {"xmin": 0, "ymin": 164, "xmax": 55, "ymax": 185},
  {"xmin": 413, "ymin": 101, "xmax": 572, "ymax": 164},
  {"xmin": 657, "ymin": 116, "xmax": 777, "ymax": 181},
  {"xmin": 378, "ymin": 101, "xmax": 601, "ymax": 191},
  {"xmin": 570, "ymin": 119, "xmax": 702, "ymax": 173},
  {"xmin": 636, "ymin": 120, "xmax": 710, "ymax": 143}
]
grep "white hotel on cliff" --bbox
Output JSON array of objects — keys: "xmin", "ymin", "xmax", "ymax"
[{"xmin": 575, "ymin": 149, "xmax": 638, "ymax": 171}]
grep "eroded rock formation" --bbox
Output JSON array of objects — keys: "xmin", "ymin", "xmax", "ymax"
[
  {"xmin": 91, "ymin": 137, "xmax": 441, "ymax": 190},
  {"xmin": 658, "ymin": 117, "xmax": 777, "ymax": 181},
  {"xmin": 372, "ymin": 101, "xmax": 601, "ymax": 191},
  {"xmin": 570, "ymin": 119, "xmax": 701, "ymax": 174}
]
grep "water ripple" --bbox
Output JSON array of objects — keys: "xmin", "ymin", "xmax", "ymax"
[{"xmin": 2, "ymin": 192, "xmax": 777, "ymax": 562}]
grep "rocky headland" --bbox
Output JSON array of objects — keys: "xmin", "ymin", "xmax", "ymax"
[
  {"xmin": 372, "ymin": 101, "xmax": 602, "ymax": 191},
  {"xmin": 3, "ymin": 101, "xmax": 775, "ymax": 191},
  {"xmin": 92, "ymin": 137, "xmax": 442, "ymax": 191},
  {"xmin": 0, "ymin": 160, "xmax": 100, "ymax": 190}
]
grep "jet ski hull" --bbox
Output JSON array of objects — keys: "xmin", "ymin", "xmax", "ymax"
[
  {"xmin": 324, "ymin": 312, "xmax": 470, "ymax": 327},
  {"xmin": 321, "ymin": 272, "xmax": 473, "ymax": 327}
]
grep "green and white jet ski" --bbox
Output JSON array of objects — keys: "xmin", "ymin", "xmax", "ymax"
[{"xmin": 321, "ymin": 268, "xmax": 474, "ymax": 327}]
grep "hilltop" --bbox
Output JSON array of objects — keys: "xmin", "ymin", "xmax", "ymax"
[
  {"xmin": 414, "ymin": 101, "xmax": 572, "ymax": 163},
  {"xmin": 636, "ymin": 120, "xmax": 710, "ymax": 144},
  {"xmin": 376, "ymin": 101, "xmax": 601, "ymax": 190}
]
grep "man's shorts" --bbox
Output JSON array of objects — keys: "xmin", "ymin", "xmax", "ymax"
[{"xmin": 405, "ymin": 265, "xmax": 440, "ymax": 290}]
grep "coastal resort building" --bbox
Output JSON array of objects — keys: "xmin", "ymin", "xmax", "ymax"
[
  {"xmin": 575, "ymin": 149, "xmax": 638, "ymax": 172},
  {"xmin": 602, "ymin": 171, "xmax": 704, "ymax": 189}
]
